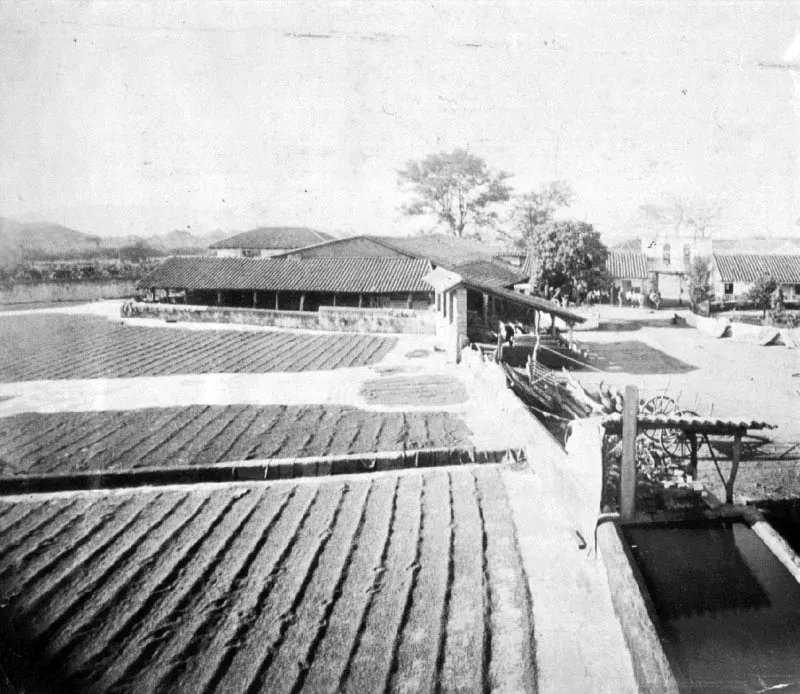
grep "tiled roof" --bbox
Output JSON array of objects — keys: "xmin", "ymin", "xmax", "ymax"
[
  {"xmin": 602, "ymin": 413, "xmax": 775, "ymax": 433},
  {"xmin": 605, "ymin": 251, "xmax": 649, "ymax": 279},
  {"xmin": 367, "ymin": 236, "xmax": 527, "ymax": 288},
  {"xmin": 276, "ymin": 235, "xmax": 527, "ymax": 288},
  {"xmin": 493, "ymin": 249, "xmax": 527, "ymax": 258},
  {"xmin": 210, "ymin": 227, "xmax": 334, "ymax": 250},
  {"xmin": 138, "ymin": 256, "xmax": 433, "ymax": 293},
  {"xmin": 459, "ymin": 278, "xmax": 587, "ymax": 324},
  {"xmin": 447, "ymin": 259, "xmax": 527, "ymax": 288},
  {"xmin": 713, "ymin": 253, "xmax": 800, "ymax": 284}
]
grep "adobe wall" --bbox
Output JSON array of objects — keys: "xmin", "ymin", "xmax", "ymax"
[
  {"xmin": 0, "ymin": 280, "xmax": 137, "ymax": 306},
  {"xmin": 123, "ymin": 301, "xmax": 435, "ymax": 334}
]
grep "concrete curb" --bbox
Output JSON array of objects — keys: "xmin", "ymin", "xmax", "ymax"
[
  {"xmin": 0, "ymin": 446, "xmax": 520, "ymax": 495},
  {"xmin": 596, "ymin": 522, "xmax": 681, "ymax": 694}
]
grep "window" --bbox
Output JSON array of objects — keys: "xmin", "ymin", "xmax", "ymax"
[
  {"xmin": 242, "ymin": 249, "xmax": 260, "ymax": 258},
  {"xmin": 683, "ymin": 245, "xmax": 691, "ymax": 267},
  {"xmin": 724, "ymin": 283, "xmax": 733, "ymax": 295},
  {"xmin": 663, "ymin": 243, "xmax": 671, "ymax": 267},
  {"xmin": 795, "ymin": 284, "xmax": 800, "ymax": 295}
]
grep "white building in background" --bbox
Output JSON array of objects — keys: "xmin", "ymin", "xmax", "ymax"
[
  {"xmin": 605, "ymin": 250, "xmax": 650, "ymax": 296},
  {"xmin": 711, "ymin": 253, "xmax": 800, "ymax": 304},
  {"xmin": 641, "ymin": 234, "xmax": 713, "ymax": 301}
]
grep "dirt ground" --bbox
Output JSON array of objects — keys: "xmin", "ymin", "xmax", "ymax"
[{"xmin": 574, "ymin": 305, "xmax": 800, "ymax": 501}]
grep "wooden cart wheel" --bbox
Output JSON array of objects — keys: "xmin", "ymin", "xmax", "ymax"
[
  {"xmin": 659, "ymin": 409, "xmax": 700, "ymax": 460},
  {"xmin": 640, "ymin": 395, "xmax": 679, "ymax": 442}
]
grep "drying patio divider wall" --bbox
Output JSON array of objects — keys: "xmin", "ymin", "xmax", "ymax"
[{"xmin": 123, "ymin": 301, "xmax": 436, "ymax": 334}]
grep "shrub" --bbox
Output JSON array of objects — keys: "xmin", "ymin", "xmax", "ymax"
[{"xmin": 688, "ymin": 256, "xmax": 713, "ymax": 310}]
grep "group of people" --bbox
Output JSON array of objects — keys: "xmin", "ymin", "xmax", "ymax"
[
  {"xmin": 497, "ymin": 320, "xmax": 530, "ymax": 346},
  {"xmin": 607, "ymin": 285, "xmax": 662, "ymax": 309},
  {"xmin": 542, "ymin": 281, "xmax": 608, "ymax": 308},
  {"xmin": 537, "ymin": 282, "xmax": 663, "ymax": 310}
]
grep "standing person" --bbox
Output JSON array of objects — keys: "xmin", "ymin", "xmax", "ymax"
[{"xmin": 772, "ymin": 285, "xmax": 785, "ymax": 314}]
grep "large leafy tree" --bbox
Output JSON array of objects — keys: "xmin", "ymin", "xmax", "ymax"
[
  {"xmin": 509, "ymin": 180, "xmax": 574, "ymax": 249},
  {"xmin": 397, "ymin": 149, "xmax": 512, "ymax": 238},
  {"xmin": 528, "ymin": 220, "xmax": 608, "ymax": 293}
]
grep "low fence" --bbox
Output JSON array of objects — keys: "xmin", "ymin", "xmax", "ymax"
[
  {"xmin": 0, "ymin": 280, "xmax": 137, "ymax": 306},
  {"xmin": 123, "ymin": 301, "xmax": 436, "ymax": 334}
]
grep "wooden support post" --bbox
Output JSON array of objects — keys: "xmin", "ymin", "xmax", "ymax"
[
  {"xmin": 151, "ymin": 288, "xmax": 156, "ymax": 301},
  {"xmin": 407, "ymin": 293, "xmax": 413, "ymax": 309},
  {"xmin": 216, "ymin": 290, "xmax": 222, "ymax": 306},
  {"xmin": 253, "ymin": 291, "xmax": 257, "ymax": 309},
  {"xmin": 726, "ymin": 430, "xmax": 743, "ymax": 504},
  {"xmin": 482, "ymin": 293, "xmax": 489, "ymax": 323},
  {"xmin": 550, "ymin": 313, "xmax": 556, "ymax": 336},
  {"xmin": 568, "ymin": 323, "xmax": 574, "ymax": 348},
  {"xmin": 496, "ymin": 333, "xmax": 504, "ymax": 362},
  {"xmin": 359, "ymin": 293, "xmax": 363, "ymax": 308},
  {"xmin": 274, "ymin": 292, "xmax": 279, "ymax": 311},
  {"xmin": 299, "ymin": 293, "xmax": 306, "ymax": 311},
  {"xmin": 333, "ymin": 293, "xmax": 337, "ymax": 307},
  {"xmin": 689, "ymin": 433, "xmax": 698, "ymax": 480},
  {"xmin": 621, "ymin": 384, "xmax": 639, "ymax": 519}
]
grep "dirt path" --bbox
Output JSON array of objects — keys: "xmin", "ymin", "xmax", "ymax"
[{"xmin": 574, "ymin": 306, "xmax": 800, "ymax": 443}]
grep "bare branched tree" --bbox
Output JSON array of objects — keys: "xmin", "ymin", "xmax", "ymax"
[
  {"xmin": 639, "ymin": 195, "xmax": 722, "ymax": 240},
  {"xmin": 508, "ymin": 180, "xmax": 574, "ymax": 247},
  {"xmin": 397, "ymin": 149, "xmax": 512, "ymax": 238},
  {"xmin": 504, "ymin": 181, "xmax": 574, "ymax": 288}
]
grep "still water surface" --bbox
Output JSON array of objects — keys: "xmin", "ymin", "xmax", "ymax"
[{"xmin": 625, "ymin": 521, "xmax": 800, "ymax": 693}]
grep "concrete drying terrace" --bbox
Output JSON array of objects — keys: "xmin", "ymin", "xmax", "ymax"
[
  {"xmin": 0, "ymin": 466, "xmax": 527, "ymax": 693},
  {"xmin": 0, "ymin": 302, "xmax": 642, "ymax": 692},
  {"xmin": 0, "ymin": 302, "xmax": 531, "ymax": 474},
  {"xmin": 0, "ymin": 464, "xmax": 638, "ymax": 694}
]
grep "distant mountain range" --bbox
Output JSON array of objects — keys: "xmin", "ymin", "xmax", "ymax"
[{"xmin": 0, "ymin": 217, "xmax": 230, "ymax": 263}]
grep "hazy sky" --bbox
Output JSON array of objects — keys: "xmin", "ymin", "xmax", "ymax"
[{"xmin": 1, "ymin": 1, "xmax": 798, "ymax": 242}]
